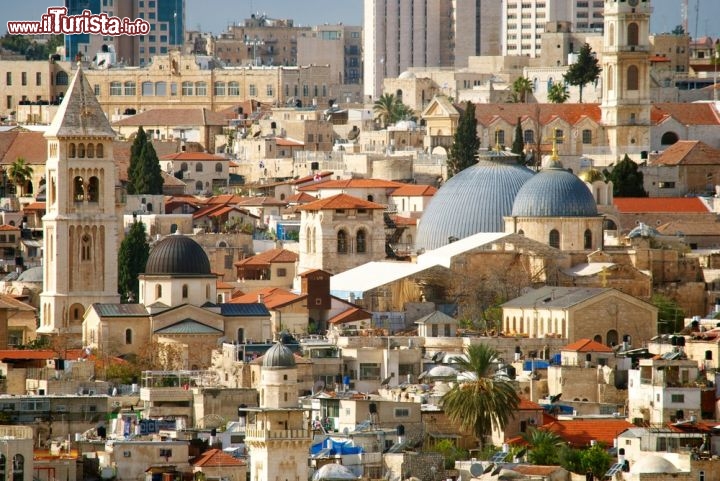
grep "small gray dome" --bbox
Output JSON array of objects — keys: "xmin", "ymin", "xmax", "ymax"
[
  {"xmin": 511, "ymin": 163, "xmax": 598, "ymax": 217},
  {"xmin": 312, "ymin": 463, "xmax": 358, "ymax": 481},
  {"xmin": 145, "ymin": 235, "xmax": 211, "ymax": 276},
  {"xmin": 416, "ymin": 158, "xmax": 534, "ymax": 251},
  {"xmin": 262, "ymin": 343, "xmax": 296, "ymax": 368},
  {"xmin": 630, "ymin": 455, "xmax": 677, "ymax": 474},
  {"xmin": 17, "ymin": 266, "xmax": 43, "ymax": 282}
]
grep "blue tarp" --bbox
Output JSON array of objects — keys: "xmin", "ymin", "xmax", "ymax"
[
  {"xmin": 523, "ymin": 360, "xmax": 550, "ymax": 371},
  {"xmin": 310, "ymin": 438, "xmax": 364, "ymax": 455}
]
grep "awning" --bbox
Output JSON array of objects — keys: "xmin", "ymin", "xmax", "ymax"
[{"xmin": 21, "ymin": 239, "xmax": 42, "ymax": 248}]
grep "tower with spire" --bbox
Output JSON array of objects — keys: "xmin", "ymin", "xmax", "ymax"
[{"xmin": 38, "ymin": 65, "xmax": 121, "ymax": 339}]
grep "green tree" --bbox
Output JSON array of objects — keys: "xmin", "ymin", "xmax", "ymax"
[
  {"xmin": 118, "ymin": 221, "xmax": 150, "ymax": 303},
  {"xmin": 447, "ymin": 101, "xmax": 480, "ymax": 177},
  {"xmin": 605, "ymin": 154, "xmax": 647, "ymax": 197},
  {"xmin": 372, "ymin": 93, "xmax": 414, "ymax": 128},
  {"xmin": 523, "ymin": 429, "xmax": 565, "ymax": 465},
  {"xmin": 441, "ymin": 344, "xmax": 520, "ymax": 448},
  {"xmin": 652, "ymin": 293, "xmax": 685, "ymax": 334},
  {"xmin": 511, "ymin": 117, "xmax": 525, "ymax": 160},
  {"xmin": 511, "ymin": 77, "xmax": 533, "ymax": 103},
  {"xmin": 671, "ymin": 25, "xmax": 685, "ymax": 35},
  {"xmin": 432, "ymin": 439, "xmax": 470, "ymax": 469},
  {"xmin": 8, "ymin": 157, "xmax": 34, "ymax": 196},
  {"xmin": 547, "ymin": 82, "xmax": 570, "ymax": 104},
  {"xmin": 580, "ymin": 445, "xmax": 613, "ymax": 479},
  {"xmin": 127, "ymin": 127, "xmax": 148, "ymax": 195},
  {"xmin": 563, "ymin": 43, "xmax": 602, "ymax": 103}
]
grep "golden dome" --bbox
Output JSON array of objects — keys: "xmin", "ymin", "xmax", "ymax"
[{"xmin": 579, "ymin": 168, "xmax": 604, "ymax": 183}]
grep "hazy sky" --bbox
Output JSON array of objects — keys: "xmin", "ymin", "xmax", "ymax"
[{"xmin": 1, "ymin": 0, "xmax": 718, "ymax": 39}]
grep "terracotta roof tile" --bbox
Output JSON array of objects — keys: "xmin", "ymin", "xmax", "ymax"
[
  {"xmin": 112, "ymin": 108, "xmax": 227, "ymax": 127},
  {"xmin": 0, "ymin": 225, "xmax": 20, "ymax": 231},
  {"xmin": 517, "ymin": 399, "xmax": 544, "ymax": 410},
  {"xmin": 651, "ymin": 140, "xmax": 720, "ymax": 166},
  {"xmin": 0, "ymin": 350, "xmax": 56, "ymax": 361},
  {"xmin": 235, "ymin": 248, "xmax": 298, "ymax": 267},
  {"xmin": 23, "ymin": 202, "xmax": 46, "ymax": 211},
  {"xmin": 192, "ymin": 449, "xmax": 245, "ymax": 467},
  {"xmin": 160, "ymin": 152, "xmax": 227, "ymax": 161},
  {"xmin": 286, "ymin": 192, "xmax": 317, "ymax": 204},
  {"xmin": 613, "ymin": 197, "xmax": 709, "ymax": 213},
  {"xmin": 391, "ymin": 184, "xmax": 438, "ymax": 196},
  {"xmin": 656, "ymin": 220, "xmax": 720, "ymax": 236},
  {"xmin": 291, "ymin": 171, "xmax": 334, "ymax": 185},
  {"xmin": 298, "ymin": 178, "xmax": 404, "ymax": 192},
  {"xmin": 541, "ymin": 418, "xmax": 633, "ymax": 447},
  {"xmin": 275, "ymin": 137, "xmax": 305, "ymax": 147},
  {"xmin": 562, "ymin": 338, "xmax": 614, "ymax": 353},
  {"xmin": 391, "ymin": 215, "xmax": 417, "ymax": 226},
  {"xmin": 230, "ymin": 287, "xmax": 305, "ymax": 310},
  {"xmin": 298, "ymin": 193, "xmax": 386, "ymax": 211},
  {"xmin": 651, "ymin": 103, "xmax": 720, "ymax": 126},
  {"xmin": 0, "ymin": 131, "xmax": 48, "ymax": 165},
  {"xmin": 470, "ymin": 103, "xmax": 602, "ymax": 126},
  {"xmin": 328, "ymin": 307, "xmax": 372, "ymax": 325}
]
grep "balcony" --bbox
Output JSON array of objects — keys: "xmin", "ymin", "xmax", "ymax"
[{"xmin": 245, "ymin": 428, "xmax": 311, "ymax": 441}]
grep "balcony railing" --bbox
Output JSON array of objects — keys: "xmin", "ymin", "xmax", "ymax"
[{"xmin": 245, "ymin": 428, "xmax": 311, "ymax": 441}]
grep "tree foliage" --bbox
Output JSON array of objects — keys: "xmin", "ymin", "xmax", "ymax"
[
  {"xmin": 8, "ymin": 157, "xmax": 33, "ymax": 196},
  {"xmin": 652, "ymin": 293, "xmax": 685, "ymax": 334},
  {"xmin": 523, "ymin": 429, "xmax": 565, "ymax": 465},
  {"xmin": 511, "ymin": 77, "xmax": 533, "ymax": 103},
  {"xmin": 547, "ymin": 82, "xmax": 570, "ymax": 104},
  {"xmin": 605, "ymin": 154, "xmax": 647, "ymax": 197},
  {"xmin": 447, "ymin": 101, "xmax": 480, "ymax": 177},
  {"xmin": 441, "ymin": 344, "xmax": 520, "ymax": 447},
  {"xmin": 372, "ymin": 93, "xmax": 415, "ymax": 128},
  {"xmin": 511, "ymin": 117, "xmax": 525, "ymax": 160},
  {"xmin": 432, "ymin": 439, "xmax": 470, "ymax": 469},
  {"xmin": 563, "ymin": 43, "xmax": 602, "ymax": 103},
  {"xmin": 127, "ymin": 127, "xmax": 164, "ymax": 195},
  {"xmin": 0, "ymin": 34, "xmax": 63, "ymax": 60},
  {"xmin": 118, "ymin": 221, "xmax": 150, "ymax": 303}
]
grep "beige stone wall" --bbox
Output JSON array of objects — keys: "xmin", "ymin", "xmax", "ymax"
[
  {"xmin": 569, "ymin": 295, "xmax": 658, "ymax": 346},
  {"xmin": 506, "ymin": 216, "xmax": 604, "ymax": 252}
]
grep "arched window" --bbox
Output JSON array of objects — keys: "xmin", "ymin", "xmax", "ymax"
[
  {"xmin": 228, "ymin": 81, "xmax": 240, "ymax": 96},
  {"xmin": 81, "ymin": 234, "xmax": 92, "ymax": 261},
  {"xmin": 124, "ymin": 81, "xmax": 136, "ymax": 96},
  {"xmin": 125, "ymin": 329, "xmax": 133, "ymax": 344},
  {"xmin": 593, "ymin": 334, "xmax": 602, "ymax": 344},
  {"xmin": 337, "ymin": 230, "xmax": 348, "ymax": 254},
  {"xmin": 356, "ymin": 229, "xmax": 367, "ymax": 253},
  {"xmin": 70, "ymin": 303, "xmax": 84, "ymax": 320},
  {"xmin": 0, "ymin": 454, "xmax": 6, "ymax": 481},
  {"xmin": 110, "ymin": 81, "xmax": 122, "ymax": 96},
  {"xmin": 607, "ymin": 65, "xmax": 614, "ymax": 91},
  {"xmin": 141, "ymin": 81, "xmax": 153, "ymax": 96},
  {"xmin": 86, "ymin": 143, "xmax": 95, "ymax": 158},
  {"xmin": 195, "ymin": 81, "xmax": 207, "ymax": 96},
  {"xmin": 206, "ymin": 284, "xmax": 210, "ymax": 299},
  {"xmin": 305, "ymin": 227, "xmax": 312, "ymax": 253},
  {"xmin": 214, "ymin": 81, "xmax": 226, "ymax": 96},
  {"xmin": 518, "ymin": 229, "xmax": 525, "ymax": 236},
  {"xmin": 608, "ymin": 23, "xmax": 615, "ymax": 47},
  {"xmin": 237, "ymin": 328, "xmax": 244, "ymax": 343},
  {"xmin": 627, "ymin": 65, "xmax": 639, "ymax": 91},
  {"xmin": 195, "ymin": 181, "xmax": 203, "ymax": 192},
  {"xmin": 69, "ymin": 143, "xmax": 76, "ymax": 158},
  {"xmin": 627, "ymin": 23, "xmax": 639, "ymax": 46},
  {"xmin": 396, "ymin": 89, "xmax": 403, "ymax": 102},
  {"xmin": 87, "ymin": 177, "xmax": 99, "ymax": 202},
  {"xmin": 182, "ymin": 284, "xmax": 188, "ymax": 299},
  {"xmin": 549, "ymin": 229, "xmax": 560, "ymax": 248},
  {"xmin": 155, "ymin": 81, "xmax": 167, "ymax": 96},
  {"xmin": 56, "ymin": 71, "xmax": 68, "ymax": 85},
  {"xmin": 96, "ymin": 143, "xmax": 104, "ymax": 158},
  {"xmin": 584, "ymin": 229, "xmax": 592, "ymax": 249},
  {"xmin": 155, "ymin": 284, "xmax": 162, "ymax": 299},
  {"xmin": 215, "ymin": 162, "xmax": 223, "ymax": 173},
  {"xmin": 73, "ymin": 176, "xmax": 85, "ymax": 201},
  {"xmin": 661, "ymin": 132, "xmax": 679, "ymax": 145},
  {"xmin": 181, "ymin": 162, "xmax": 188, "ymax": 171},
  {"xmin": 182, "ymin": 81, "xmax": 193, "ymax": 96},
  {"xmin": 77, "ymin": 143, "xmax": 85, "ymax": 158},
  {"xmin": 606, "ymin": 329, "xmax": 619, "ymax": 347},
  {"xmin": 367, "ymin": 195, "xmax": 374, "ymax": 202},
  {"xmin": 195, "ymin": 163, "xmax": 203, "ymax": 172}
]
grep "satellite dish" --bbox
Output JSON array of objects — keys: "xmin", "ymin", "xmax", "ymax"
[
  {"xmin": 313, "ymin": 379, "xmax": 325, "ymax": 393},
  {"xmin": 343, "ymin": 427, "xmax": 350, "ymax": 435},
  {"xmin": 470, "ymin": 464, "xmax": 484, "ymax": 477},
  {"xmin": 348, "ymin": 127, "xmax": 360, "ymax": 141}
]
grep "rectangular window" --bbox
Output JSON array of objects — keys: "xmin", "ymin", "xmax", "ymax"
[
  {"xmin": 671, "ymin": 394, "xmax": 685, "ymax": 403},
  {"xmin": 267, "ymin": 84, "xmax": 273, "ymax": 96},
  {"xmin": 110, "ymin": 82, "xmax": 122, "ymax": 96},
  {"xmin": 36, "ymin": 72, "xmax": 42, "ymax": 86},
  {"xmin": 6, "ymin": 72, "xmax": 11, "ymax": 86},
  {"xmin": 394, "ymin": 408, "xmax": 410, "ymax": 418},
  {"xmin": 249, "ymin": 84, "xmax": 257, "ymax": 96},
  {"xmin": 359, "ymin": 363, "xmax": 381, "ymax": 380},
  {"xmin": 658, "ymin": 181, "xmax": 676, "ymax": 189},
  {"xmin": 5, "ymin": 96, "xmax": 11, "ymax": 109},
  {"xmin": 277, "ymin": 268, "xmax": 287, "ymax": 277},
  {"xmin": 94, "ymin": 84, "xmax": 101, "ymax": 96},
  {"xmin": 582, "ymin": 129, "xmax": 592, "ymax": 144},
  {"xmin": 21, "ymin": 72, "xmax": 27, "ymax": 86},
  {"xmin": 159, "ymin": 449, "xmax": 172, "ymax": 458}
]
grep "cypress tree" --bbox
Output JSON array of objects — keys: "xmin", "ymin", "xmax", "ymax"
[
  {"xmin": 127, "ymin": 127, "xmax": 147, "ymax": 195},
  {"xmin": 118, "ymin": 221, "xmax": 150, "ymax": 303},
  {"xmin": 447, "ymin": 101, "xmax": 480, "ymax": 177},
  {"xmin": 511, "ymin": 117, "xmax": 525, "ymax": 162}
]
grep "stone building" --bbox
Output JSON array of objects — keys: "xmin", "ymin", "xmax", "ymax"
[{"xmin": 38, "ymin": 66, "xmax": 122, "ymax": 341}]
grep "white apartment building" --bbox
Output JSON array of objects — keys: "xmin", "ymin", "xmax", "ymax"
[
  {"xmin": 503, "ymin": 0, "xmax": 606, "ymax": 58},
  {"xmin": 363, "ymin": 0, "xmax": 502, "ymax": 99}
]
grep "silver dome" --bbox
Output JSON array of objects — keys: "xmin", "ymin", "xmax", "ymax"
[
  {"xmin": 262, "ymin": 342, "xmax": 296, "ymax": 369},
  {"xmin": 511, "ymin": 163, "xmax": 598, "ymax": 217}
]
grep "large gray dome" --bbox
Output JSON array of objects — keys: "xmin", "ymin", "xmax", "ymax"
[
  {"xmin": 145, "ymin": 235, "xmax": 212, "ymax": 276},
  {"xmin": 416, "ymin": 157, "xmax": 534, "ymax": 251},
  {"xmin": 262, "ymin": 343, "xmax": 296, "ymax": 368},
  {"xmin": 511, "ymin": 163, "xmax": 598, "ymax": 217}
]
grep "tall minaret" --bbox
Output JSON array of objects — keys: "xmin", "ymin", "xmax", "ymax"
[
  {"xmin": 245, "ymin": 343, "xmax": 312, "ymax": 481},
  {"xmin": 39, "ymin": 65, "xmax": 121, "ymax": 340},
  {"xmin": 600, "ymin": 0, "xmax": 653, "ymax": 160}
]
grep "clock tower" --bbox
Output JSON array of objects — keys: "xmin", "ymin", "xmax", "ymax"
[
  {"xmin": 600, "ymin": 0, "xmax": 653, "ymax": 160},
  {"xmin": 39, "ymin": 65, "xmax": 121, "ymax": 341}
]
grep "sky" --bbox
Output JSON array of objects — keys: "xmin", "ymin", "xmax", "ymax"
[{"xmin": 0, "ymin": 0, "xmax": 718, "ymax": 39}]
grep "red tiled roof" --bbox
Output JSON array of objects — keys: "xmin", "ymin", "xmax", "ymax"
[
  {"xmin": 469, "ymin": 103, "xmax": 603, "ymax": 126},
  {"xmin": 562, "ymin": 338, "xmax": 614, "ymax": 353},
  {"xmin": 286, "ymin": 192, "xmax": 317, "ymax": 204},
  {"xmin": 160, "ymin": 152, "xmax": 227, "ymax": 161},
  {"xmin": 651, "ymin": 140, "xmax": 720, "ymax": 166},
  {"xmin": 517, "ymin": 399, "xmax": 544, "ymax": 410},
  {"xmin": 0, "ymin": 131, "xmax": 48, "ymax": 165},
  {"xmin": 391, "ymin": 215, "xmax": 417, "ymax": 226},
  {"xmin": 613, "ymin": 197, "xmax": 710, "ymax": 213},
  {"xmin": 22, "ymin": 202, "xmax": 46, "ymax": 211},
  {"xmin": 298, "ymin": 178, "xmax": 404, "ymax": 192},
  {"xmin": 216, "ymin": 280, "xmax": 236, "ymax": 290},
  {"xmin": 291, "ymin": 171, "xmax": 334, "ymax": 185},
  {"xmin": 657, "ymin": 220, "xmax": 720, "ymax": 236},
  {"xmin": 328, "ymin": 307, "xmax": 372, "ymax": 325},
  {"xmin": 275, "ymin": 137, "xmax": 305, "ymax": 147},
  {"xmin": 0, "ymin": 350, "xmax": 56, "ymax": 361},
  {"xmin": 192, "ymin": 448, "xmax": 245, "ymax": 467},
  {"xmin": 391, "ymin": 184, "xmax": 438, "ymax": 196},
  {"xmin": 236, "ymin": 196, "xmax": 287, "ymax": 207},
  {"xmin": 651, "ymin": 103, "xmax": 720, "ymax": 126},
  {"xmin": 649, "ymin": 56, "xmax": 672, "ymax": 62},
  {"xmin": 540, "ymin": 418, "xmax": 633, "ymax": 447},
  {"xmin": 230, "ymin": 287, "xmax": 305, "ymax": 310},
  {"xmin": 234, "ymin": 248, "xmax": 298, "ymax": 267},
  {"xmin": 0, "ymin": 225, "xmax": 19, "ymax": 231},
  {"xmin": 112, "ymin": 108, "xmax": 227, "ymax": 127},
  {"xmin": 298, "ymin": 193, "xmax": 386, "ymax": 211}
]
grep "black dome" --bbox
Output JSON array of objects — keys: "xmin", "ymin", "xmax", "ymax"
[
  {"xmin": 145, "ymin": 235, "xmax": 212, "ymax": 275},
  {"xmin": 262, "ymin": 343, "xmax": 296, "ymax": 368}
]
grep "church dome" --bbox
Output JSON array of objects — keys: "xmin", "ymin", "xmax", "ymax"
[
  {"xmin": 145, "ymin": 234, "xmax": 211, "ymax": 276},
  {"xmin": 511, "ymin": 162, "xmax": 598, "ymax": 217},
  {"xmin": 630, "ymin": 455, "xmax": 677, "ymax": 474},
  {"xmin": 416, "ymin": 156, "xmax": 534, "ymax": 251},
  {"xmin": 262, "ymin": 342, "xmax": 296, "ymax": 369},
  {"xmin": 312, "ymin": 463, "xmax": 358, "ymax": 481}
]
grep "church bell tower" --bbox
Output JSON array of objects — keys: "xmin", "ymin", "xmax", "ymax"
[
  {"xmin": 39, "ymin": 65, "xmax": 121, "ymax": 340},
  {"xmin": 600, "ymin": 0, "xmax": 653, "ymax": 159}
]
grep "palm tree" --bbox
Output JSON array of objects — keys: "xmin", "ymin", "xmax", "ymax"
[
  {"xmin": 8, "ymin": 157, "xmax": 34, "ymax": 197},
  {"xmin": 522, "ymin": 428, "xmax": 565, "ymax": 465},
  {"xmin": 441, "ymin": 344, "xmax": 520, "ymax": 448},
  {"xmin": 373, "ymin": 93, "xmax": 400, "ymax": 128},
  {"xmin": 511, "ymin": 77, "xmax": 534, "ymax": 103},
  {"xmin": 547, "ymin": 82, "xmax": 570, "ymax": 104}
]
